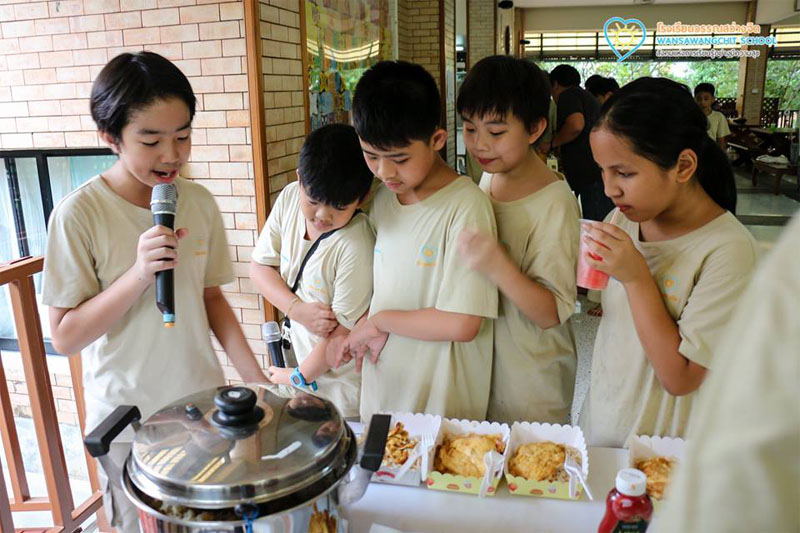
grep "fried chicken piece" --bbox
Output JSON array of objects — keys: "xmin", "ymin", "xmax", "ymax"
[
  {"xmin": 635, "ymin": 456, "xmax": 675, "ymax": 500},
  {"xmin": 434, "ymin": 433, "xmax": 505, "ymax": 477}
]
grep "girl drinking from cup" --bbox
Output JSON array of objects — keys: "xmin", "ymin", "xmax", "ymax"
[{"xmin": 578, "ymin": 77, "xmax": 758, "ymax": 447}]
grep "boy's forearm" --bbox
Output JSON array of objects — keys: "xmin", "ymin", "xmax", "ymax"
[
  {"xmin": 373, "ymin": 308, "xmax": 482, "ymax": 343},
  {"xmin": 204, "ymin": 286, "xmax": 267, "ymax": 383},
  {"xmin": 50, "ymin": 265, "xmax": 151, "ymax": 355},
  {"xmin": 249, "ymin": 261, "xmax": 297, "ymax": 314},
  {"xmin": 489, "ymin": 254, "xmax": 561, "ymax": 329}
]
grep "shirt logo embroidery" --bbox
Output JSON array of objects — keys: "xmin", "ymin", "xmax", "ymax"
[
  {"xmin": 659, "ymin": 273, "xmax": 680, "ymax": 303},
  {"xmin": 193, "ymin": 237, "xmax": 207, "ymax": 256},
  {"xmin": 306, "ymin": 277, "xmax": 327, "ymax": 296},
  {"xmin": 416, "ymin": 244, "xmax": 438, "ymax": 267}
]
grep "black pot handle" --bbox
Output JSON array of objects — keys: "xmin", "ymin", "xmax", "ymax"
[
  {"xmin": 360, "ymin": 413, "xmax": 390, "ymax": 472},
  {"xmin": 84, "ymin": 405, "xmax": 141, "ymax": 458}
]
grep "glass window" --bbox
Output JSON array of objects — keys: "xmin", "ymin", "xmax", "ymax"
[{"xmin": 0, "ymin": 150, "xmax": 115, "ymax": 353}]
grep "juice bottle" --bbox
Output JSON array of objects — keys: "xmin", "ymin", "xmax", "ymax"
[{"xmin": 598, "ymin": 468, "xmax": 653, "ymax": 533}]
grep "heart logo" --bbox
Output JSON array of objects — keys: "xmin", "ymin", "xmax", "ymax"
[{"xmin": 604, "ymin": 17, "xmax": 647, "ymax": 62}]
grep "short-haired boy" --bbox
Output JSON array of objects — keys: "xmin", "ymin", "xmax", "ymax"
[
  {"xmin": 343, "ymin": 60, "xmax": 499, "ymax": 421},
  {"xmin": 694, "ymin": 82, "xmax": 731, "ymax": 151},
  {"xmin": 250, "ymin": 123, "xmax": 375, "ymax": 418},
  {"xmin": 43, "ymin": 51, "xmax": 266, "ymax": 533}
]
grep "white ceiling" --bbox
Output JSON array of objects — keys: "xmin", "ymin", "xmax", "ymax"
[{"xmin": 514, "ymin": 0, "xmax": 743, "ymax": 6}]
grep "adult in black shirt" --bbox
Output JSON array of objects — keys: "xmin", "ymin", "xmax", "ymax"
[{"xmin": 549, "ymin": 65, "xmax": 614, "ymax": 221}]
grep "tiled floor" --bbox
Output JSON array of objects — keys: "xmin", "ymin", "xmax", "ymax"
[{"xmin": 570, "ymin": 166, "xmax": 800, "ymax": 423}]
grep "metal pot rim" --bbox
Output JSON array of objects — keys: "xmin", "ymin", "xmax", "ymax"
[
  {"xmin": 122, "ymin": 466, "xmax": 345, "ymax": 528},
  {"xmin": 122, "ymin": 425, "xmax": 357, "ymax": 525}
]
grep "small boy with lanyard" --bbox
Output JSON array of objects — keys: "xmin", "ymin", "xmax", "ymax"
[{"xmin": 250, "ymin": 124, "xmax": 375, "ymax": 418}]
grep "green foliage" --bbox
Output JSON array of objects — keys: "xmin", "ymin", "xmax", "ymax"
[
  {"xmin": 675, "ymin": 61, "xmax": 739, "ymax": 98},
  {"xmin": 765, "ymin": 59, "xmax": 800, "ymax": 110},
  {"xmin": 537, "ymin": 58, "xmax": 799, "ymax": 110}
]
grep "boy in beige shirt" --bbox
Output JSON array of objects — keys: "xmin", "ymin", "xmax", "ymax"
[
  {"xmin": 250, "ymin": 124, "xmax": 374, "ymax": 418},
  {"xmin": 694, "ymin": 83, "xmax": 731, "ymax": 151},
  {"xmin": 43, "ymin": 52, "xmax": 266, "ymax": 533},
  {"xmin": 456, "ymin": 56, "xmax": 580, "ymax": 424},
  {"xmin": 340, "ymin": 60, "xmax": 498, "ymax": 421}
]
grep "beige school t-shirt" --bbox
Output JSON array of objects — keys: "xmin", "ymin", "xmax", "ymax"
[
  {"xmin": 479, "ymin": 173, "xmax": 580, "ymax": 424},
  {"xmin": 579, "ymin": 211, "xmax": 758, "ymax": 447},
  {"xmin": 362, "ymin": 177, "xmax": 499, "ymax": 422},
  {"xmin": 251, "ymin": 181, "xmax": 374, "ymax": 418},
  {"xmin": 42, "ymin": 176, "xmax": 232, "ymax": 438},
  {"xmin": 707, "ymin": 110, "xmax": 731, "ymax": 141},
  {"xmin": 655, "ymin": 214, "xmax": 800, "ymax": 532}
]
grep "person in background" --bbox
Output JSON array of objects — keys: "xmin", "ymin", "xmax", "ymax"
[
  {"xmin": 593, "ymin": 77, "xmax": 620, "ymax": 106},
  {"xmin": 549, "ymin": 64, "xmax": 615, "ymax": 221},
  {"xmin": 584, "ymin": 74, "xmax": 604, "ymax": 97},
  {"xmin": 694, "ymin": 82, "xmax": 731, "ymax": 151}
]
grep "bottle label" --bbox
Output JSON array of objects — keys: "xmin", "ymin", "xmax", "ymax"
[{"xmin": 612, "ymin": 519, "xmax": 649, "ymax": 532}]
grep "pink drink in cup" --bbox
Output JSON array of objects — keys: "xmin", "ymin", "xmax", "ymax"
[{"xmin": 577, "ymin": 210, "xmax": 620, "ymax": 290}]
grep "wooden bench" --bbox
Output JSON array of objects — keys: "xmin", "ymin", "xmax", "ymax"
[{"xmin": 751, "ymin": 159, "xmax": 799, "ymax": 195}]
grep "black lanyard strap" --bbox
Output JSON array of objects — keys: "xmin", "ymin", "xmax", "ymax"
[
  {"xmin": 283, "ymin": 210, "xmax": 362, "ymax": 329},
  {"xmin": 290, "ymin": 229, "xmax": 337, "ymax": 293}
]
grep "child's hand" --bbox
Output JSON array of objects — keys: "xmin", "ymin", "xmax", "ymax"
[
  {"xmin": 134, "ymin": 226, "xmax": 187, "ymax": 283},
  {"xmin": 345, "ymin": 317, "xmax": 389, "ymax": 373},
  {"xmin": 457, "ymin": 229, "xmax": 502, "ymax": 275},
  {"xmin": 582, "ymin": 221, "xmax": 649, "ymax": 284},
  {"xmin": 267, "ymin": 366, "xmax": 293, "ymax": 386},
  {"xmin": 292, "ymin": 301, "xmax": 337, "ymax": 337}
]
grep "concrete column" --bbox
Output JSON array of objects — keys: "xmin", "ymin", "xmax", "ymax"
[
  {"xmin": 736, "ymin": 1, "xmax": 769, "ymax": 124},
  {"xmin": 468, "ymin": 0, "xmax": 496, "ymax": 67},
  {"xmin": 397, "ymin": 0, "xmax": 456, "ymax": 164}
]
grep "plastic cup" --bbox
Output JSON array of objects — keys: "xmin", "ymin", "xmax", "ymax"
[{"xmin": 577, "ymin": 218, "xmax": 611, "ymax": 290}]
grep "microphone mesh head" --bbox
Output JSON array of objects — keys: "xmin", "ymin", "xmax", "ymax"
[{"xmin": 151, "ymin": 183, "xmax": 178, "ymax": 215}]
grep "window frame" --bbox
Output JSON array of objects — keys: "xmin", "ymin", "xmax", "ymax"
[{"xmin": 0, "ymin": 147, "xmax": 115, "ymax": 356}]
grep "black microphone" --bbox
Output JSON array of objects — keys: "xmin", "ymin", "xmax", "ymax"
[
  {"xmin": 150, "ymin": 183, "xmax": 178, "ymax": 328},
  {"xmin": 262, "ymin": 321, "xmax": 285, "ymax": 367}
]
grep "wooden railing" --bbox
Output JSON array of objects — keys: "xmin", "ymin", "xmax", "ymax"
[{"xmin": 0, "ymin": 256, "xmax": 106, "ymax": 532}]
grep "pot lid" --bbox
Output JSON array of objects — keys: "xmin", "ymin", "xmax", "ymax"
[{"xmin": 126, "ymin": 385, "xmax": 354, "ymax": 509}]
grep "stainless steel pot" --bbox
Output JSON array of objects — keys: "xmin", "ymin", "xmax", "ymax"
[{"xmin": 85, "ymin": 385, "xmax": 389, "ymax": 532}]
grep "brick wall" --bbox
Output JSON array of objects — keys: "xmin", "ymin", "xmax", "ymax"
[
  {"xmin": 259, "ymin": 0, "xmax": 304, "ymax": 202},
  {"xmin": 397, "ymin": 0, "xmax": 458, "ymax": 165},
  {"xmin": 738, "ymin": 25, "xmax": 770, "ymax": 124},
  {"xmin": 467, "ymin": 0, "xmax": 494, "ymax": 67},
  {"xmin": 397, "ymin": 0, "xmax": 412, "ymax": 61},
  {"xmin": 0, "ymin": 0, "xmax": 287, "ymax": 421},
  {"xmin": 399, "ymin": 0, "xmax": 439, "ymax": 80}
]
